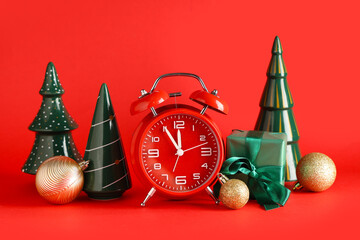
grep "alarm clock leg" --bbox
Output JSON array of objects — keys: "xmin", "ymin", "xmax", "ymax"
[
  {"xmin": 205, "ymin": 186, "xmax": 220, "ymax": 205},
  {"xmin": 141, "ymin": 187, "xmax": 156, "ymax": 207}
]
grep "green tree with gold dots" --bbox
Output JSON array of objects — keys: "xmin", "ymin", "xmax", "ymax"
[
  {"xmin": 22, "ymin": 62, "xmax": 82, "ymax": 174},
  {"xmin": 255, "ymin": 36, "xmax": 301, "ymax": 182}
]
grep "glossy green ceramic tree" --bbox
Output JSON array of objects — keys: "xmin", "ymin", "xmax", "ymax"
[
  {"xmin": 255, "ymin": 36, "xmax": 301, "ymax": 182},
  {"xmin": 83, "ymin": 83, "xmax": 131, "ymax": 199},
  {"xmin": 22, "ymin": 62, "xmax": 82, "ymax": 174}
]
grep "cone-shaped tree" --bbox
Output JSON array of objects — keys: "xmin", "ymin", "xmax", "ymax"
[
  {"xmin": 22, "ymin": 62, "xmax": 82, "ymax": 174},
  {"xmin": 255, "ymin": 36, "xmax": 301, "ymax": 182},
  {"xmin": 83, "ymin": 83, "xmax": 131, "ymax": 199}
]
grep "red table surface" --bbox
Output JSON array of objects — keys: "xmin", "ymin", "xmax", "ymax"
[{"xmin": 1, "ymin": 1, "xmax": 360, "ymax": 239}]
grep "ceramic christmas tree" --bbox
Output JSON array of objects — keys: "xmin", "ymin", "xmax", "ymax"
[
  {"xmin": 22, "ymin": 62, "xmax": 82, "ymax": 174},
  {"xmin": 255, "ymin": 36, "xmax": 301, "ymax": 182},
  {"xmin": 83, "ymin": 83, "xmax": 131, "ymax": 200}
]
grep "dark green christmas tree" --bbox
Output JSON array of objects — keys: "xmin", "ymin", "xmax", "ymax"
[
  {"xmin": 22, "ymin": 62, "xmax": 82, "ymax": 174},
  {"xmin": 255, "ymin": 36, "xmax": 301, "ymax": 182},
  {"xmin": 83, "ymin": 83, "xmax": 131, "ymax": 200}
]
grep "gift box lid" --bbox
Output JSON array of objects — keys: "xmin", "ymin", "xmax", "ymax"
[{"xmin": 227, "ymin": 130, "xmax": 287, "ymax": 167}]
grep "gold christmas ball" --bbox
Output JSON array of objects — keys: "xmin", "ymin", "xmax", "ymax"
[
  {"xmin": 219, "ymin": 179, "xmax": 249, "ymax": 209},
  {"xmin": 35, "ymin": 156, "xmax": 85, "ymax": 204},
  {"xmin": 296, "ymin": 152, "xmax": 336, "ymax": 192}
]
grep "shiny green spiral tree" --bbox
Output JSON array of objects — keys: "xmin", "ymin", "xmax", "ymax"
[{"xmin": 255, "ymin": 36, "xmax": 301, "ymax": 182}]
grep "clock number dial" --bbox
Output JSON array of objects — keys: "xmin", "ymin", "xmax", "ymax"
[
  {"xmin": 175, "ymin": 176, "xmax": 187, "ymax": 185},
  {"xmin": 152, "ymin": 137, "xmax": 160, "ymax": 142},
  {"xmin": 154, "ymin": 163, "xmax": 161, "ymax": 170},
  {"xmin": 201, "ymin": 147, "xmax": 212, "ymax": 156},
  {"xmin": 141, "ymin": 113, "xmax": 220, "ymax": 193},
  {"xmin": 174, "ymin": 120, "xmax": 185, "ymax": 129},
  {"xmin": 148, "ymin": 149, "xmax": 159, "ymax": 158},
  {"xmin": 193, "ymin": 173, "xmax": 200, "ymax": 180}
]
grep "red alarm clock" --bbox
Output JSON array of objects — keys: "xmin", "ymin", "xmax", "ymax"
[{"xmin": 130, "ymin": 73, "xmax": 228, "ymax": 206}]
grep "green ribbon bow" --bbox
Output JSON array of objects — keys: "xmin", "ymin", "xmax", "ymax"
[{"xmin": 221, "ymin": 157, "xmax": 291, "ymax": 210}]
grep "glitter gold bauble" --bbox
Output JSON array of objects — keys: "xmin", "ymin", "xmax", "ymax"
[
  {"xmin": 35, "ymin": 156, "xmax": 88, "ymax": 204},
  {"xmin": 219, "ymin": 179, "xmax": 249, "ymax": 209},
  {"xmin": 296, "ymin": 152, "xmax": 336, "ymax": 192}
]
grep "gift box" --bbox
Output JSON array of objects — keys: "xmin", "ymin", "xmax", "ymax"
[
  {"xmin": 227, "ymin": 129, "xmax": 287, "ymax": 186},
  {"xmin": 216, "ymin": 130, "xmax": 291, "ymax": 210}
]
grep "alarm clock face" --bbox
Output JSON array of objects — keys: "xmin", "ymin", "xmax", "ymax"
[{"xmin": 135, "ymin": 108, "xmax": 224, "ymax": 197}]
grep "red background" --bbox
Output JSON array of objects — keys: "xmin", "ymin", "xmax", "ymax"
[{"xmin": 1, "ymin": 0, "xmax": 359, "ymax": 239}]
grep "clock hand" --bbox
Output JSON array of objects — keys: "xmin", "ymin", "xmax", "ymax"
[
  {"xmin": 165, "ymin": 127, "xmax": 179, "ymax": 150},
  {"xmin": 173, "ymin": 131, "xmax": 183, "ymax": 172},
  {"xmin": 173, "ymin": 142, "xmax": 208, "ymax": 171},
  {"xmin": 177, "ymin": 129, "xmax": 182, "ymax": 149},
  {"xmin": 182, "ymin": 142, "xmax": 208, "ymax": 153},
  {"xmin": 172, "ymin": 154, "xmax": 180, "ymax": 172}
]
